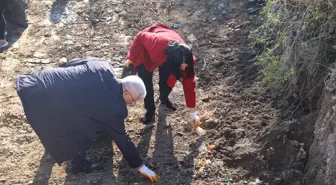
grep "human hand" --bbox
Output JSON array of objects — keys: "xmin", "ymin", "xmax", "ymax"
[
  {"xmin": 121, "ymin": 60, "xmax": 134, "ymax": 78},
  {"xmin": 190, "ymin": 111, "xmax": 201, "ymax": 128},
  {"xmin": 138, "ymin": 165, "xmax": 158, "ymax": 182},
  {"xmin": 125, "ymin": 59, "xmax": 133, "ymax": 68}
]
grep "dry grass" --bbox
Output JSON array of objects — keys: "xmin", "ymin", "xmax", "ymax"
[{"xmin": 251, "ymin": 0, "xmax": 336, "ymax": 110}]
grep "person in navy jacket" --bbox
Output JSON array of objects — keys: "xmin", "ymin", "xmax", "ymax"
[{"xmin": 16, "ymin": 58, "xmax": 158, "ymax": 182}]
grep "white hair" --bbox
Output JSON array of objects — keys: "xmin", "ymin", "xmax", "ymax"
[{"xmin": 121, "ymin": 75, "xmax": 147, "ymax": 99}]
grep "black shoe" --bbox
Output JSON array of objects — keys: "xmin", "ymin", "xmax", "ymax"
[
  {"xmin": 161, "ymin": 98, "xmax": 177, "ymax": 111},
  {"xmin": 139, "ymin": 112, "xmax": 155, "ymax": 125},
  {"xmin": 71, "ymin": 160, "xmax": 104, "ymax": 174},
  {"xmin": 139, "ymin": 113, "xmax": 155, "ymax": 133}
]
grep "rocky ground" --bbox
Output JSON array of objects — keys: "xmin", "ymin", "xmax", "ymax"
[{"xmin": 0, "ymin": 0, "xmax": 314, "ymax": 185}]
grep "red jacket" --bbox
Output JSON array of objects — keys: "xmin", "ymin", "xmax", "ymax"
[{"xmin": 126, "ymin": 24, "xmax": 197, "ymax": 108}]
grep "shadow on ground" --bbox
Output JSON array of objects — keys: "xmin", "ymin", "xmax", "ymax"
[
  {"xmin": 116, "ymin": 106, "xmax": 202, "ymax": 185},
  {"xmin": 31, "ymin": 138, "xmax": 118, "ymax": 185}
]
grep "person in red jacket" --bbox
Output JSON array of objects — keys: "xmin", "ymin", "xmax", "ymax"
[{"xmin": 122, "ymin": 24, "xmax": 201, "ymax": 128}]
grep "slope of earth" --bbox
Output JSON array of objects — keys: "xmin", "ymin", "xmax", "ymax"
[{"xmin": 0, "ymin": 0, "xmax": 310, "ymax": 185}]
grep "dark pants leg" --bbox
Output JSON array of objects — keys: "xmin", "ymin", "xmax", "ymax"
[
  {"xmin": 158, "ymin": 65, "xmax": 176, "ymax": 111},
  {"xmin": 0, "ymin": 0, "xmax": 6, "ymax": 40},
  {"xmin": 158, "ymin": 67, "xmax": 173, "ymax": 103},
  {"xmin": 136, "ymin": 64, "xmax": 155, "ymax": 123}
]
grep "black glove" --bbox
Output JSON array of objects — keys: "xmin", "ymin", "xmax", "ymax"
[{"xmin": 121, "ymin": 60, "xmax": 135, "ymax": 78}]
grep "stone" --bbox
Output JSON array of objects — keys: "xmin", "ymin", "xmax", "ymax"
[
  {"xmin": 187, "ymin": 34, "xmax": 197, "ymax": 42},
  {"xmin": 119, "ymin": 11, "xmax": 127, "ymax": 16},
  {"xmin": 115, "ymin": 7, "xmax": 123, "ymax": 13},
  {"xmin": 33, "ymin": 52, "xmax": 47, "ymax": 58},
  {"xmin": 225, "ymin": 47, "xmax": 232, "ymax": 53},
  {"xmin": 59, "ymin": 57, "xmax": 67, "ymax": 63},
  {"xmin": 201, "ymin": 96, "xmax": 210, "ymax": 102}
]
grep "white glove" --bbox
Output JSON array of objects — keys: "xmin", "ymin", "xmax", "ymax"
[
  {"xmin": 190, "ymin": 111, "xmax": 201, "ymax": 127},
  {"xmin": 138, "ymin": 165, "xmax": 158, "ymax": 182}
]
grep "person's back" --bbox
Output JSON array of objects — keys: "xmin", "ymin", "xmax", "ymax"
[
  {"xmin": 18, "ymin": 59, "xmax": 116, "ymax": 96},
  {"xmin": 16, "ymin": 59, "xmax": 127, "ymax": 163},
  {"xmin": 132, "ymin": 24, "xmax": 185, "ymax": 70},
  {"xmin": 17, "ymin": 59, "xmax": 125, "ymax": 117}
]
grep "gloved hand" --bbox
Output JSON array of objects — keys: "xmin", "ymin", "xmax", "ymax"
[
  {"xmin": 190, "ymin": 111, "xmax": 201, "ymax": 128},
  {"xmin": 121, "ymin": 59, "xmax": 134, "ymax": 78},
  {"xmin": 138, "ymin": 165, "xmax": 158, "ymax": 182}
]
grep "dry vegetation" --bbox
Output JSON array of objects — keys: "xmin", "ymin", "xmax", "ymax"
[{"xmin": 251, "ymin": 0, "xmax": 336, "ymax": 111}]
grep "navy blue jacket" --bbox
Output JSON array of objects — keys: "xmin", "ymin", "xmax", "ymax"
[{"xmin": 16, "ymin": 58, "xmax": 143, "ymax": 168}]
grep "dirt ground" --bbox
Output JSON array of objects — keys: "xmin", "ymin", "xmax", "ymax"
[{"xmin": 0, "ymin": 0, "xmax": 313, "ymax": 185}]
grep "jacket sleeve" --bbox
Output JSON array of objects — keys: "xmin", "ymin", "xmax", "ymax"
[
  {"xmin": 181, "ymin": 55, "xmax": 197, "ymax": 108},
  {"xmin": 105, "ymin": 116, "xmax": 143, "ymax": 168},
  {"xmin": 166, "ymin": 74, "xmax": 177, "ymax": 88},
  {"xmin": 181, "ymin": 71, "xmax": 196, "ymax": 108},
  {"xmin": 182, "ymin": 56, "xmax": 198, "ymax": 108}
]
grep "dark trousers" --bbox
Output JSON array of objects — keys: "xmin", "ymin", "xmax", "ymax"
[
  {"xmin": 70, "ymin": 152, "xmax": 87, "ymax": 172},
  {"xmin": 0, "ymin": 0, "xmax": 6, "ymax": 40},
  {"xmin": 136, "ymin": 64, "xmax": 173, "ymax": 123}
]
